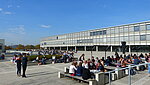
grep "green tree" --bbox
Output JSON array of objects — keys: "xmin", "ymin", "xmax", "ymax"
[
  {"xmin": 5, "ymin": 45, "xmax": 12, "ymax": 50},
  {"xmin": 25, "ymin": 45, "xmax": 35, "ymax": 49},
  {"xmin": 34, "ymin": 44, "xmax": 40, "ymax": 49},
  {"xmin": 16, "ymin": 44, "xmax": 25, "ymax": 50}
]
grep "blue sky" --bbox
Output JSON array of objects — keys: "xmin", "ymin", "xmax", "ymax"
[{"xmin": 0, "ymin": 0, "xmax": 150, "ymax": 45}]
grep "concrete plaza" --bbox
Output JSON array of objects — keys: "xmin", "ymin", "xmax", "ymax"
[{"xmin": 0, "ymin": 57, "xmax": 150, "ymax": 85}]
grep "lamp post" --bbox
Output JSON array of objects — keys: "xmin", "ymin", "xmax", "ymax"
[
  {"xmin": 91, "ymin": 45, "xmax": 97, "ymax": 58},
  {"xmin": 105, "ymin": 45, "xmax": 110, "ymax": 60}
]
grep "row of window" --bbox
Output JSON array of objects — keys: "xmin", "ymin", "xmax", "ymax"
[
  {"xmin": 77, "ymin": 39, "xmax": 93, "ymax": 43},
  {"xmin": 134, "ymin": 24, "xmax": 150, "ymax": 31},
  {"xmin": 42, "ymin": 25, "xmax": 150, "ymax": 41},
  {"xmin": 90, "ymin": 30, "xmax": 107, "ymax": 36},
  {"xmin": 41, "ymin": 35, "xmax": 147, "ymax": 45}
]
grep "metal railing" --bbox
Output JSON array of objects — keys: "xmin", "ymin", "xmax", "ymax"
[{"xmin": 105, "ymin": 62, "xmax": 150, "ymax": 85}]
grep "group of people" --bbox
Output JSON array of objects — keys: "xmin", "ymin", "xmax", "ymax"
[
  {"xmin": 13, "ymin": 54, "xmax": 28, "ymax": 78},
  {"xmin": 0, "ymin": 54, "xmax": 5, "ymax": 60},
  {"xmin": 69, "ymin": 53, "xmax": 150, "ymax": 80}
]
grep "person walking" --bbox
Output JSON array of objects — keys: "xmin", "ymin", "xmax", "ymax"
[
  {"xmin": 22, "ymin": 54, "xmax": 28, "ymax": 78},
  {"xmin": 16, "ymin": 55, "xmax": 22, "ymax": 77}
]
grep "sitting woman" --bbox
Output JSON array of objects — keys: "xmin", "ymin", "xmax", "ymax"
[
  {"xmin": 69, "ymin": 61, "xmax": 77, "ymax": 76},
  {"xmin": 76, "ymin": 62, "xmax": 83, "ymax": 76},
  {"xmin": 96, "ymin": 60, "xmax": 104, "ymax": 72}
]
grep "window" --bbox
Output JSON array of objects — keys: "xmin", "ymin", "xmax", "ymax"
[
  {"xmin": 146, "ymin": 24, "xmax": 150, "ymax": 30},
  {"xmin": 77, "ymin": 39, "xmax": 93, "ymax": 43},
  {"xmin": 103, "ymin": 30, "xmax": 107, "ymax": 35},
  {"xmin": 134, "ymin": 26, "xmax": 140, "ymax": 31},
  {"xmin": 140, "ymin": 35, "xmax": 146, "ymax": 41},
  {"xmin": 90, "ymin": 30, "xmax": 106, "ymax": 36},
  {"xmin": 90, "ymin": 32, "xmax": 93, "ymax": 36}
]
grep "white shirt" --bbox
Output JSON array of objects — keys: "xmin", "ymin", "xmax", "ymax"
[{"xmin": 69, "ymin": 65, "xmax": 77, "ymax": 74}]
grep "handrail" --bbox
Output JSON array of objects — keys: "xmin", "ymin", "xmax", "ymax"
[
  {"xmin": 105, "ymin": 62, "xmax": 150, "ymax": 74},
  {"xmin": 105, "ymin": 62, "xmax": 150, "ymax": 85}
]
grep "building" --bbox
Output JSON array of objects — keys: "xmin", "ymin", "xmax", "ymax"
[
  {"xmin": 40, "ymin": 21, "xmax": 150, "ymax": 52},
  {"xmin": 0, "ymin": 39, "xmax": 5, "ymax": 53}
]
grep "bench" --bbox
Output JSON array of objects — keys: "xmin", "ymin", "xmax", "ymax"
[{"xmin": 58, "ymin": 67, "xmax": 98, "ymax": 85}]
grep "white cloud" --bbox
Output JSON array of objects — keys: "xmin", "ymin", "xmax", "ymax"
[
  {"xmin": 3, "ymin": 11, "xmax": 12, "ymax": 15},
  {"xmin": 40, "ymin": 25, "xmax": 51, "ymax": 28},
  {"xmin": 0, "ymin": 8, "xmax": 3, "ymax": 11},
  {"xmin": 8, "ymin": 5, "xmax": 13, "ymax": 8},
  {"xmin": 9, "ymin": 25, "xmax": 26, "ymax": 34}
]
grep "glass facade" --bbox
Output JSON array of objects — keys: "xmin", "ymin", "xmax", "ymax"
[
  {"xmin": 134, "ymin": 26, "xmax": 140, "ymax": 31},
  {"xmin": 41, "ymin": 21, "xmax": 150, "ymax": 52},
  {"xmin": 146, "ymin": 24, "xmax": 150, "ymax": 30},
  {"xmin": 140, "ymin": 35, "xmax": 146, "ymax": 41}
]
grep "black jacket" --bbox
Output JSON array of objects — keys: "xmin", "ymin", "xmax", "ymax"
[
  {"xmin": 82, "ymin": 68, "xmax": 91, "ymax": 80},
  {"xmin": 22, "ymin": 57, "xmax": 28, "ymax": 65}
]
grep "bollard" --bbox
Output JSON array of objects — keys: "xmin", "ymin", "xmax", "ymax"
[
  {"xmin": 58, "ymin": 72, "xmax": 64, "ymax": 78},
  {"xmin": 64, "ymin": 67, "xmax": 69, "ymax": 74},
  {"xmin": 136, "ymin": 65, "xmax": 140, "ymax": 71},
  {"xmin": 115, "ymin": 68, "xmax": 122, "ymax": 79},
  {"xmin": 111, "ymin": 73, "xmax": 117, "ymax": 81},
  {"xmin": 95, "ymin": 72, "xmax": 105, "ymax": 85},
  {"xmin": 125, "ymin": 69, "xmax": 129, "ymax": 75}
]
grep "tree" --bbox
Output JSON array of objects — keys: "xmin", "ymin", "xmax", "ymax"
[
  {"xmin": 16, "ymin": 44, "xmax": 25, "ymax": 50},
  {"xmin": 34, "ymin": 44, "xmax": 40, "ymax": 49},
  {"xmin": 5, "ymin": 45, "xmax": 12, "ymax": 50},
  {"xmin": 25, "ymin": 45, "xmax": 35, "ymax": 49}
]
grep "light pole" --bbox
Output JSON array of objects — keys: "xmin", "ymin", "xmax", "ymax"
[
  {"xmin": 105, "ymin": 45, "xmax": 110, "ymax": 60},
  {"xmin": 91, "ymin": 45, "xmax": 97, "ymax": 58}
]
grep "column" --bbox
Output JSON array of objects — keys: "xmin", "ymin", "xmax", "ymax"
[
  {"xmin": 84, "ymin": 46, "xmax": 86, "ymax": 51},
  {"xmin": 60, "ymin": 47, "xmax": 61, "ymax": 50},
  {"xmin": 96, "ymin": 46, "xmax": 98, "ymax": 52},
  {"xmin": 75, "ymin": 46, "xmax": 77, "ymax": 52},
  {"xmin": 129, "ymin": 45, "xmax": 131, "ymax": 53},
  {"xmin": 67, "ymin": 46, "xmax": 68, "ymax": 51},
  {"xmin": 111, "ymin": 46, "xmax": 113, "ymax": 52}
]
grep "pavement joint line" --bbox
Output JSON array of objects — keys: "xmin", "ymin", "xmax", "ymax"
[
  {"xmin": 132, "ymin": 74, "xmax": 150, "ymax": 85},
  {"xmin": 0, "ymin": 64, "xmax": 64, "ymax": 74}
]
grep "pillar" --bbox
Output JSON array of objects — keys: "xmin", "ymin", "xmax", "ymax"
[
  {"xmin": 96, "ymin": 46, "xmax": 98, "ymax": 52},
  {"xmin": 67, "ymin": 46, "xmax": 68, "ymax": 51},
  {"xmin": 60, "ymin": 47, "xmax": 61, "ymax": 50},
  {"xmin": 84, "ymin": 46, "xmax": 86, "ymax": 51},
  {"xmin": 75, "ymin": 46, "xmax": 77, "ymax": 52},
  {"xmin": 129, "ymin": 45, "xmax": 131, "ymax": 53},
  {"xmin": 111, "ymin": 46, "xmax": 113, "ymax": 52}
]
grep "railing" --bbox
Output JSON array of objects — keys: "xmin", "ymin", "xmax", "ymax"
[{"xmin": 105, "ymin": 62, "xmax": 150, "ymax": 85}]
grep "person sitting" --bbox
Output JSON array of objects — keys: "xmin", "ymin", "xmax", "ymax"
[
  {"xmin": 41, "ymin": 57, "xmax": 46, "ymax": 65},
  {"xmin": 69, "ymin": 61, "xmax": 77, "ymax": 76},
  {"xmin": 82, "ymin": 60, "xmax": 89, "ymax": 69},
  {"xmin": 82, "ymin": 67, "xmax": 92, "ymax": 80},
  {"xmin": 76, "ymin": 62, "xmax": 83, "ymax": 76},
  {"xmin": 96, "ymin": 60, "xmax": 104, "ymax": 72},
  {"xmin": 105, "ymin": 56, "xmax": 112, "ymax": 66},
  {"xmin": 133, "ymin": 56, "xmax": 141, "ymax": 65}
]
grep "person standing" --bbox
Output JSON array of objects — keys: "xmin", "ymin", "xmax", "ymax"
[
  {"xmin": 22, "ymin": 54, "xmax": 28, "ymax": 78},
  {"xmin": 147, "ymin": 56, "xmax": 150, "ymax": 77},
  {"xmin": 16, "ymin": 55, "xmax": 22, "ymax": 77}
]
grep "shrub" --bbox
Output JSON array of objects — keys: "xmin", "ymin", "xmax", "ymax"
[{"xmin": 27, "ymin": 54, "xmax": 62, "ymax": 61}]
